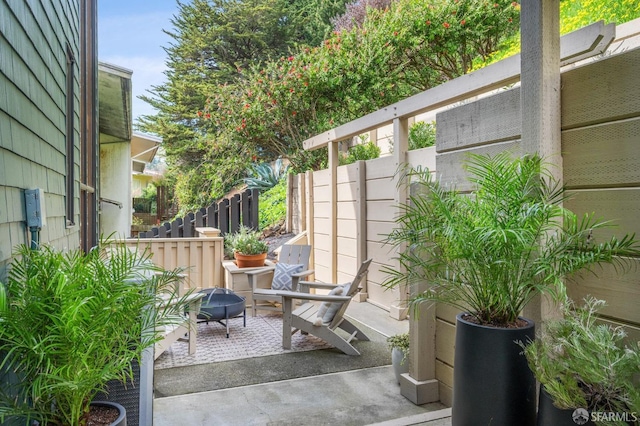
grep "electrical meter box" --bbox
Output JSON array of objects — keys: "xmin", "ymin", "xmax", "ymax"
[{"xmin": 25, "ymin": 188, "xmax": 47, "ymax": 229}]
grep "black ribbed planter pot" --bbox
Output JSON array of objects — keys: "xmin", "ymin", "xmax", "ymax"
[
  {"xmin": 452, "ymin": 313, "xmax": 536, "ymax": 426},
  {"xmin": 537, "ymin": 387, "xmax": 594, "ymax": 426}
]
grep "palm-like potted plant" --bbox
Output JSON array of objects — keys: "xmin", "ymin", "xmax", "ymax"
[
  {"xmin": 387, "ymin": 332, "xmax": 410, "ymax": 384},
  {"xmin": 383, "ymin": 152, "xmax": 640, "ymax": 425},
  {"xmin": 0, "ymin": 239, "xmax": 194, "ymax": 426},
  {"xmin": 524, "ymin": 297, "xmax": 640, "ymax": 426},
  {"xmin": 226, "ymin": 226, "xmax": 269, "ymax": 268}
]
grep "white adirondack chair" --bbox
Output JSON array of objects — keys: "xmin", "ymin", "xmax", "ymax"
[{"xmin": 279, "ymin": 259, "xmax": 372, "ymax": 356}]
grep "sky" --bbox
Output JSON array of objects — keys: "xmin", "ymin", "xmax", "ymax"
[{"xmin": 98, "ymin": 0, "xmax": 179, "ymax": 125}]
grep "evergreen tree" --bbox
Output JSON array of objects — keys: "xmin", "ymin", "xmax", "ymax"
[{"xmin": 137, "ymin": 0, "xmax": 348, "ymax": 210}]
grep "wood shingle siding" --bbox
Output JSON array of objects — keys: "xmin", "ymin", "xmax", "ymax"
[{"xmin": 0, "ymin": 0, "xmax": 81, "ymax": 272}]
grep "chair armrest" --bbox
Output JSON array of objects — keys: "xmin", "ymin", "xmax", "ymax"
[
  {"xmin": 297, "ymin": 281, "xmax": 344, "ymax": 292},
  {"xmin": 244, "ymin": 266, "xmax": 276, "ymax": 276},
  {"xmin": 291, "ymin": 269, "xmax": 314, "ymax": 279},
  {"xmin": 277, "ymin": 291, "xmax": 352, "ymax": 303},
  {"xmin": 290, "ymin": 270, "xmax": 314, "ymax": 292}
]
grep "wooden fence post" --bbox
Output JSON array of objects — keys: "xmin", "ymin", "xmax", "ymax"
[
  {"xmin": 230, "ymin": 194, "xmax": 241, "ymax": 233},
  {"xmin": 211, "ymin": 203, "xmax": 224, "ymax": 230},
  {"xmin": 241, "ymin": 189, "xmax": 251, "ymax": 229},
  {"xmin": 218, "ymin": 198, "xmax": 230, "ymax": 235},
  {"xmin": 195, "ymin": 209, "xmax": 205, "ymax": 228},
  {"xmin": 183, "ymin": 212, "xmax": 194, "ymax": 237},
  {"xmin": 250, "ymin": 189, "xmax": 259, "ymax": 230}
]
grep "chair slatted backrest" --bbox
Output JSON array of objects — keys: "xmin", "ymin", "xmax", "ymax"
[
  {"xmin": 328, "ymin": 258, "xmax": 372, "ymax": 329},
  {"xmin": 278, "ymin": 245, "xmax": 312, "ymax": 270}
]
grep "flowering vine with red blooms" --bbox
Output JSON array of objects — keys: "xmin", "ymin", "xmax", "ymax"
[{"xmin": 199, "ymin": 0, "xmax": 520, "ymax": 173}]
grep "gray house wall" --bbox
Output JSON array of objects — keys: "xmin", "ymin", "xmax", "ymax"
[{"xmin": 0, "ymin": 0, "xmax": 81, "ymax": 275}]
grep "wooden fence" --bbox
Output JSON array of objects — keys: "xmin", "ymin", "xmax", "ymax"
[
  {"xmin": 124, "ymin": 236, "xmax": 225, "ymax": 293},
  {"xmin": 139, "ymin": 189, "xmax": 259, "ymax": 238},
  {"xmin": 288, "ymin": 20, "xmax": 640, "ymax": 407}
]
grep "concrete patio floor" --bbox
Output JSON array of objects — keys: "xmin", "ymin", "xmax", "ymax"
[{"xmin": 153, "ymin": 302, "xmax": 452, "ymax": 425}]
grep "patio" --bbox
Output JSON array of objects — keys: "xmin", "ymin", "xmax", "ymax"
[{"xmin": 153, "ymin": 301, "xmax": 453, "ymax": 425}]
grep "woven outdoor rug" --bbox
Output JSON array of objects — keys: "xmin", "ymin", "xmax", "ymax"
[{"xmin": 154, "ymin": 313, "xmax": 331, "ymax": 370}]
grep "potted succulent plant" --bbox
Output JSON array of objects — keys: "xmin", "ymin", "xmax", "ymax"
[
  {"xmin": 387, "ymin": 333, "xmax": 410, "ymax": 384},
  {"xmin": 226, "ymin": 225, "xmax": 269, "ymax": 268},
  {"xmin": 524, "ymin": 297, "xmax": 640, "ymax": 426},
  {"xmin": 0, "ymin": 239, "xmax": 194, "ymax": 426},
  {"xmin": 383, "ymin": 152, "xmax": 640, "ymax": 425}
]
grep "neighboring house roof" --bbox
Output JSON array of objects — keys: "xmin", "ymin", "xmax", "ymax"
[
  {"xmin": 132, "ymin": 132, "xmax": 161, "ymax": 173},
  {"xmin": 98, "ymin": 62, "xmax": 133, "ymax": 143}
]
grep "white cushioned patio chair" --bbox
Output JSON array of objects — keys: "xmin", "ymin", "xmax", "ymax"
[
  {"xmin": 278, "ymin": 258, "xmax": 372, "ymax": 356},
  {"xmin": 245, "ymin": 244, "xmax": 313, "ymax": 316}
]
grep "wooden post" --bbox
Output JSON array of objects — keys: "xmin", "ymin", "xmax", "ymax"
[
  {"xmin": 285, "ymin": 174, "xmax": 294, "ymax": 233},
  {"xmin": 305, "ymin": 170, "xmax": 315, "ymax": 277},
  {"xmin": 520, "ymin": 0, "xmax": 562, "ymax": 326},
  {"xmin": 329, "ymin": 141, "xmax": 339, "ymax": 283},
  {"xmin": 230, "ymin": 194, "xmax": 241, "ymax": 233},
  {"xmin": 183, "ymin": 212, "xmax": 194, "ymax": 237},
  {"xmin": 207, "ymin": 203, "xmax": 218, "ymax": 229},
  {"xmin": 195, "ymin": 209, "xmax": 204, "ymax": 228},
  {"xmin": 296, "ymin": 173, "xmax": 305, "ymax": 234},
  {"xmin": 390, "ymin": 117, "xmax": 409, "ymax": 320},
  {"xmin": 353, "ymin": 160, "xmax": 368, "ymax": 302},
  {"xmin": 241, "ymin": 189, "xmax": 251, "ymax": 228},
  {"xmin": 250, "ymin": 189, "xmax": 259, "ymax": 230},
  {"xmin": 218, "ymin": 198, "xmax": 230, "ymax": 235}
]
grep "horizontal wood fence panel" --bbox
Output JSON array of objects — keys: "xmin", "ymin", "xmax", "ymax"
[
  {"xmin": 314, "ymin": 264, "xmax": 331, "ymax": 283},
  {"xmin": 336, "ymin": 219, "xmax": 357, "ymax": 239},
  {"xmin": 337, "ymin": 201, "xmax": 358, "ymax": 220},
  {"xmin": 337, "ymin": 236, "xmax": 357, "ymax": 255},
  {"xmin": 562, "ymin": 118, "xmax": 640, "ymax": 188},
  {"xmin": 313, "ymin": 186, "xmax": 331, "ymax": 205},
  {"xmin": 436, "ymin": 304, "xmax": 461, "ymax": 325},
  {"xmin": 435, "ymin": 319, "xmax": 456, "ymax": 366},
  {"xmin": 125, "ymin": 238, "xmax": 224, "ymax": 293},
  {"xmin": 407, "ymin": 146, "xmax": 437, "ymax": 170},
  {"xmin": 436, "ymin": 359, "xmax": 454, "ymax": 389},
  {"xmin": 435, "ymin": 140, "xmax": 521, "ymax": 191},
  {"xmin": 561, "ymin": 47, "xmax": 640, "ymax": 130},
  {"xmin": 313, "ymin": 169, "xmax": 330, "ymax": 185},
  {"xmin": 567, "ymin": 262, "xmax": 640, "ymax": 324},
  {"xmin": 336, "ymin": 162, "xmax": 360, "ymax": 183},
  {"xmin": 337, "ymin": 253, "xmax": 358, "ymax": 276},
  {"xmin": 313, "ymin": 249, "xmax": 331, "ymax": 270},
  {"xmin": 366, "ymin": 200, "xmax": 396, "ymax": 222},
  {"xmin": 367, "ymin": 280, "xmax": 401, "ymax": 308},
  {"xmin": 366, "ymin": 241, "xmax": 394, "ymax": 263},
  {"xmin": 313, "ymin": 218, "xmax": 330, "ymax": 234},
  {"xmin": 366, "ymin": 177, "xmax": 396, "ymax": 201},
  {"xmin": 367, "ymin": 221, "xmax": 397, "ymax": 243},
  {"xmin": 564, "ymin": 188, "xmax": 640, "ymax": 240},
  {"xmin": 337, "ymin": 182, "xmax": 359, "ymax": 202},
  {"xmin": 436, "ymin": 89, "xmax": 522, "ymax": 153},
  {"xmin": 336, "ymin": 182, "xmax": 360, "ymax": 202},
  {"xmin": 366, "ymin": 261, "xmax": 388, "ymax": 283},
  {"xmin": 437, "ymin": 361, "xmax": 454, "ymax": 407},
  {"xmin": 364, "ymin": 155, "xmax": 396, "ymax": 180},
  {"xmin": 313, "ymin": 233, "xmax": 330, "ymax": 251},
  {"xmin": 313, "ymin": 201, "xmax": 331, "ymax": 219}
]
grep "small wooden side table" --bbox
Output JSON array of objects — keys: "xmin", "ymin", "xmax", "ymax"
[{"xmin": 222, "ymin": 259, "xmax": 275, "ymax": 309}]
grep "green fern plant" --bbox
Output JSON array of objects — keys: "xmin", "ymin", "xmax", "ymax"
[
  {"xmin": 0, "ymin": 240, "xmax": 194, "ymax": 426},
  {"xmin": 383, "ymin": 152, "xmax": 640, "ymax": 326}
]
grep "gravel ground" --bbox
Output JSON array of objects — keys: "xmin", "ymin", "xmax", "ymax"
[{"xmin": 260, "ymin": 225, "xmax": 295, "ymax": 260}]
